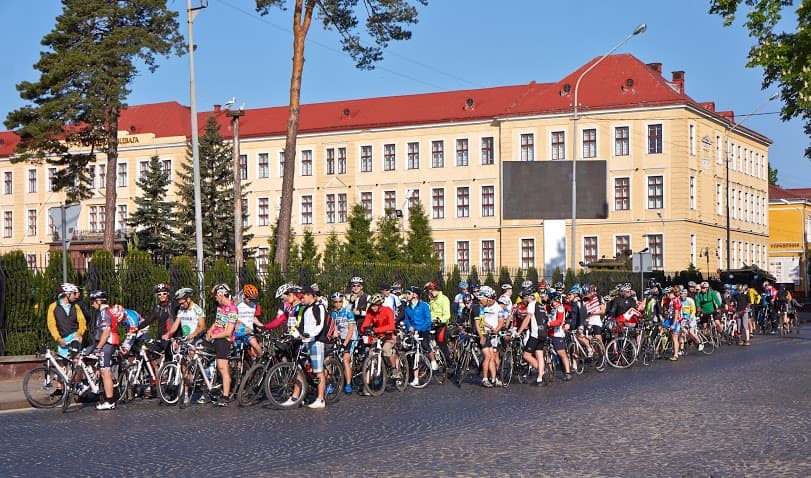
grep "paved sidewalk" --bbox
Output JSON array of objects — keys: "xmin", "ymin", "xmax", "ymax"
[{"xmin": 0, "ymin": 378, "xmax": 30, "ymax": 411}]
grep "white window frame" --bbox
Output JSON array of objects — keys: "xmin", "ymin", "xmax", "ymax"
[
  {"xmin": 519, "ymin": 237, "xmax": 536, "ymax": 270},
  {"xmin": 480, "ymin": 238, "xmax": 496, "ymax": 273},
  {"xmin": 645, "ymin": 174, "xmax": 665, "ymax": 210},
  {"xmin": 613, "ymin": 233, "xmax": 631, "ymax": 258},
  {"xmin": 582, "ymin": 235, "xmax": 598, "ymax": 264},
  {"xmin": 613, "ymin": 124, "xmax": 631, "ymax": 157},
  {"xmin": 518, "ymin": 131, "xmax": 535, "ymax": 161}
]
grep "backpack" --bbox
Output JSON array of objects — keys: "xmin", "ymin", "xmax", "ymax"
[
  {"xmin": 777, "ymin": 289, "xmax": 789, "ymax": 304},
  {"xmin": 315, "ymin": 303, "xmax": 334, "ymax": 343}
]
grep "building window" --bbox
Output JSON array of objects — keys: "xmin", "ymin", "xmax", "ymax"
[
  {"xmin": 162, "ymin": 160, "xmax": 172, "ymax": 181},
  {"xmin": 456, "ymin": 241, "xmax": 470, "ymax": 274},
  {"xmin": 338, "ymin": 193, "xmax": 348, "ymax": 223},
  {"xmin": 689, "ymin": 176, "xmax": 696, "ymax": 210},
  {"xmin": 647, "ymin": 124, "xmax": 663, "ymax": 154},
  {"xmin": 738, "ymin": 190, "xmax": 743, "ymax": 220},
  {"xmin": 325, "ymin": 148, "xmax": 335, "ymax": 175},
  {"xmin": 301, "ymin": 150, "xmax": 313, "ymax": 176},
  {"xmin": 3, "ymin": 211, "xmax": 12, "ymax": 238},
  {"xmin": 361, "ymin": 191, "xmax": 373, "ymax": 220},
  {"xmin": 27, "ymin": 209, "xmax": 37, "ymax": 236},
  {"xmin": 521, "ymin": 238, "xmax": 535, "ymax": 270},
  {"xmin": 87, "ymin": 165, "xmax": 96, "ymax": 190},
  {"xmin": 583, "ymin": 236, "xmax": 598, "ymax": 263},
  {"xmin": 520, "ymin": 133, "xmax": 534, "ymax": 161},
  {"xmin": 456, "ymin": 187, "xmax": 470, "ymax": 218},
  {"xmin": 481, "ymin": 240, "xmax": 495, "ymax": 273},
  {"xmin": 258, "ymin": 198, "xmax": 269, "ymax": 226},
  {"xmin": 117, "ymin": 205, "xmax": 127, "ymax": 231},
  {"xmin": 279, "ymin": 152, "xmax": 285, "ymax": 177},
  {"xmin": 716, "ymin": 134, "xmax": 722, "ymax": 164},
  {"xmin": 28, "ymin": 169, "xmax": 37, "ymax": 193},
  {"xmin": 89, "ymin": 206, "xmax": 98, "ymax": 232},
  {"xmin": 383, "ymin": 144, "xmax": 396, "ymax": 171},
  {"xmin": 3, "ymin": 172, "xmax": 11, "ymax": 195},
  {"xmin": 582, "ymin": 128, "xmax": 597, "ymax": 158},
  {"xmin": 361, "ymin": 145, "xmax": 373, "ymax": 172},
  {"xmin": 239, "ymin": 154, "xmax": 248, "ymax": 180},
  {"xmin": 481, "ymin": 136, "xmax": 494, "ymax": 165},
  {"xmin": 614, "ymin": 177, "xmax": 630, "ymax": 211},
  {"xmin": 46, "ymin": 167, "xmax": 56, "ymax": 192},
  {"xmin": 407, "ymin": 189, "xmax": 420, "ymax": 210},
  {"xmin": 689, "ymin": 123, "xmax": 696, "ymax": 156},
  {"xmin": 258, "ymin": 153, "xmax": 270, "ymax": 178},
  {"xmin": 337, "ymin": 147, "xmax": 347, "ymax": 174},
  {"xmin": 615, "ymin": 126, "xmax": 629, "ymax": 156},
  {"xmin": 718, "ymin": 238, "xmax": 723, "ymax": 270},
  {"xmin": 242, "ymin": 198, "xmax": 249, "ymax": 229},
  {"xmin": 301, "ymin": 195, "xmax": 313, "ymax": 225},
  {"xmin": 431, "ymin": 188, "xmax": 445, "ymax": 219},
  {"xmin": 481, "ymin": 186, "xmax": 495, "ymax": 217},
  {"xmin": 26, "ymin": 254, "xmax": 36, "ymax": 270},
  {"xmin": 431, "ymin": 140, "xmax": 444, "ymax": 168},
  {"xmin": 139, "ymin": 161, "xmax": 148, "ymax": 180},
  {"xmin": 384, "ymin": 190, "xmax": 397, "ymax": 212},
  {"xmin": 648, "ymin": 234, "xmax": 664, "ymax": 269},
  {"xmin": 456, "ymin": 139, "xmax": 469, "ymax": 166},
  {"xmin": 257, "ymin": 247, "xmax": 269, "ymax": 273},
  {"xmin": 407, "ymin": 142, "xmax": 420, "ymax": 170},
  {"xmin": 615, "ymin": 235, "xmax": 630, "ymax": 258},
  {"xmin": 48, "ymin": 214, "xmax": 56, "ymax": 237},
  {"xmin": 551, "ymin": 131, "xmax": 565, "ymax": 160},
  {"xmin": 98, "ymin": 164, "xmax": 106, "ymax": 189},
  {"xmin": 325, "ymin": 194, "xmax": 335, "ymax": 224},
  {"xmin": 717, "ymin": 184, "xmax": 723, "ymax": 215},
  {"xmin": 647, "ymin": 176, "xmax": 664, "ymax": 209},
  {"xmin": 731, "ymin": 188, "xmax": 737, "ymax": 219},
  {"xmin": 433, "ymin": 242, "xmax": 445, "ymax": 270}
]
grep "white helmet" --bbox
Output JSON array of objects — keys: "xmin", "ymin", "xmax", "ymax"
[{"xmin": 60, "ymin": 283, "xmax": 79, "ymax": 294}]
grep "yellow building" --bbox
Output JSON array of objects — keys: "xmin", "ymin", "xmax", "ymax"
[
  {"xmin": 768, "ymin": 185, "xmax": 811, "ymax": 298},
  {"xmin": 0, "ymin": 54, "xmax": 771, "ymax": 277}
]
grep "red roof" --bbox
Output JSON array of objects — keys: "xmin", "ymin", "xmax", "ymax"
[
  {"xmin": 1, "ymin": 54, "xmax": 772, "ymax": 153},
  {"xmin": 770, "ymin": 185, "xmax": 811, "ymax": 202},
  {"xmin": 0, "ymin": 131, "xmax": 20, "ymax": 157}
]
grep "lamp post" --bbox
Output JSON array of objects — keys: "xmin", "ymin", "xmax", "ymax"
[
  {"xmin": 187, "ymin": 0, "xmax": 207, "ymax": 304},
  {"xmin": 227, "ymin": 105, "xmax": 245, "ymax": 292},
  {"xmin": 724, "ymin": 92, "xmax": 778, "ymax": 272},
  {"xmin": 571, "ymin": 23, "xmax": 646, "ymax": 274}
]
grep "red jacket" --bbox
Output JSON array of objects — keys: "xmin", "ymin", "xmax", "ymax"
[{"xmin": 361, "ymin": 306, "xmax": 395, "ymax": 336}]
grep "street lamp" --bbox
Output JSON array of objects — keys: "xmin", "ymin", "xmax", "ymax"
[
  {"xmin": 571, "ymin": 23, "xmax": 646, "ymax": 274},
  {"xmin": 724, "ymin": 92, "xmax": 778, "ymax": 272},
  {"xmin": 226, "ymin": 103, "xmax": 245, "ymax": 291}
]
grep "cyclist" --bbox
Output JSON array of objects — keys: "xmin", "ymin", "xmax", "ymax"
[
  {"xmin": 380, "ymin": 282, "xmax": 399, "ymax": 315},
  {"xmin": 117, "ymin": 305, "xmax": 148, "ymax": 355},
  {"xmin": 776, "ymin": 285, "xmax": 792, "ymax": 330},
  {"xmin": 330, "ymin": 292, "xmax": 358, "ymax": 394},
  {"xmin": 139, "ymin": 283, "xmax": 178, "ymax": 361},
  {"xmin": 476, "ymin": 285, "xmax": 503, "ymax": 388},
  {"xmin": 362, "ymin": 292, "xmax": 401, "ymax": 381},
  {"xmin": 679, "ymin": 288, "xmax": 704, "ymax": 353},
  {"xmin": 425, "ymin": 281, "xmax": 450, "ymax": 371},
  {"xmin": 265, "ymin": 283, "xmax": 302, "ymax": 334},
  {"xmin": 349, "ymin": 276, "xmax": 369, "ymax": 327},
  {"xmin": 734, "ymin": 284, "xmax": 752, "ymax": 346},
  {"xmin": 745, "ymin": 284, "xmax": 760, "ymax": 334},
  {"xmin": 87, "ymin": 290, "xmax": 120, "ymax": 410},
  {"xmin": 662, "ymin": 287, "xmax": 682, "ymax": 361},
  {"xmin": 235, "ymin": 284, "xmax": 264, "ymax": 358},
  {"xmin": 164, "ymin": 288, "xmax": 206, "ymax": 342},
  {"xmin": 47, "ymin": 283, "xmax": 87, "ymax": 359},
  {"xmin": 299, "ymin": 285, "xmax": 330, "ymax": 409},
  {"xmin": 499, "ymin": 284, "xmax": 514, "ymax": 314},
  {"xmin": 579, "ymin": 284, "xmax": 605, "ymax": 355},
  {"xmin": 205, "ymin": 283, "xmax": 238, "ymax": 406},
  {"xmin": 515, "ymin": 287, "xmax": 548, "ymax": 385},
  {"xmin": 391, "ymin": 282, "xmax": 406, "ymax": 323},
  {"xmin": 567, "ymin": 284, "xmax": 587, "ymax": 343},
  {"xmin": 547, "ymin": 291, "xmax": 572, "ymax": 381},
  {"xmin": 404, "ymin": 286, "xmax": 435, "ymax": 385},
  {"xmin": 695, "ymin": 281, "xmax": 723, "ymax": 335},
  {"xmin": 452, "ymin": 280, "xmax": 469, "ymax": 320}
]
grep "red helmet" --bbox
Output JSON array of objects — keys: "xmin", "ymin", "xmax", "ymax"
[{"xmin": 423, "ymin": 281, "xmax": 437, "ymax": 292}]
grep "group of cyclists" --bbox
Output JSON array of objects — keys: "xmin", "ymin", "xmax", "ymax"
[{"xmin": 44, "ymin": 272, "xmax": 800, "ymax": 411}]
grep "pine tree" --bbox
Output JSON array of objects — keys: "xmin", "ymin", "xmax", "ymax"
[
  {"xmin": 344, "ymin": 203, "xmax": 376, "ymax": 263},
  {"xmin": 322, "ymin": 230, "xmax": 344, "ymax": 271},
  {"xmin": 468, "ymin": 265, "xmax": 480, "ymax": 288},
  {"xmin": 404, "ymin": 202, "xmax": 437, "ymax": 266},
  {"xmin": 129, "ymin": 155, "xmax": 181, "ymax": 260},
  {"xmin": 299, "ymin": 228, "xmax": 321, "ymax": 266},
  {"xmin": 375, "ymin": 209, "xmax": 403, "ymax": 263}
]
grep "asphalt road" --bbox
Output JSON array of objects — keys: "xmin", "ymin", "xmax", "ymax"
[{"xmin": 1, "ymin": 334, "xmax": 810, "ymax": 477}]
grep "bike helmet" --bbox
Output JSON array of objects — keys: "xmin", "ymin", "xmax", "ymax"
[
  {"xmin": 568, "ymin": 283, "xmax": 581, "ymax": 295},
  {"xmin": 554, "ymin": 282, "xmax": 564, "ymax": 290},
  {"xmin": 478, "ymin": 285, "xmax": 496, "ymax": 299},
  {"xmin": 406, "ymin": 285, "xmax": 422, "ymax": 295},
  {"xmin": 153, "ymin": 283, "xmax": 171, "ymax": 294},
  {"xmin": 350, "ymin": 276, "xmax": 364, "ymax": 285},
  {"xmin": 243, "ymin": 284, "xmax": 259, "ymax": 300},
  {"xmin": 548, "ymin": 291, "xmax": 561, "ymax": 302},
  {"xmin": 60, "ymin": 283, "xmax": 79, "ymax": 294},
  {"xmin": 497, "ymin": 296, "xmax": 511, "ymax": 306},
  {"xmin": 330, "ymin": 291, "xmax": 345, "ymax": 301},
  {"xmin": 309, "ymin": 283, "xmax": 322, "ymax": 296},
  {"xmin": 521, "ymin": 280, "xmax": 533, "ymax": 289},
  {"xmin": 663, "ymin": 286, "xmax": 674, "ymax": 294},
  {"xmin": 501, "ymin": 283, "xmax": 512, "ymax": 291},
  {"xmin": 175, "ymin": 288, "xmax": 194, "ymax": 300},
  {"xmin": 391, "ymin": 281, "xmax": 403, "ymax": 291},
  {"xmin": 210, "ymin": 283, "xmax": 231, "ymax": 298},
  {"xmin": 458, "ymin": 280, "xmax": 468, "ymax": 289},
  {"xmin": 368, "ymin": 293, "xmax": 384, "ymax": 305},
  {"xmin": 520, "ymin": 287, "xmax": 535, "ymax": 298},
  {"xmin": 700, "ymin": 281, "xmax": 710, "ymax": 289},
  {"xmin": 275, "ymin": 283, "xmax": 301, "ymax": 299},
  {"xmin": 462, "ymin": 293, "xmax": 473, "ymax": 302},
  {"xmin": 423, "ymin": 281, "xmax": 437, "ymax": 292},
  {"xmin": 538, "ymin": 279, "xmax": 548, "ymax": 290},
  {"xmin": 643, "ymin": 288, "xmax": 653, "ymax": 297},
  {"xmin": 89, "ymin": 290, "xmax": 107, "ymax": 301}
]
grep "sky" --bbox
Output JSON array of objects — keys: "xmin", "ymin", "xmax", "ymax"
[{"xmin": 1, "ymin": 0, "xmax": 808, "ymax": 187}]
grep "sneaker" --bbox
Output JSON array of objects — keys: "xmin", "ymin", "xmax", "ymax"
[
  {"xmin": 586, "ymin": 348, "xmax": 594, "ymax": 358},
  {"xmin": 96, "ymin": 401, "xmax": 116, "ymax": 411},
  {"xmin": 180, "ymin": 394, "xmax": 190, "ymax": 409},
  {"xmin": 215, "ymin": 397, "xmax": 230, "ymax": 407},
  {"xmin": 308, "ymin": 398, "xmax": 325, "ymax": 409},
  {"xmin": 481, "ymin": 378, "xmax": 493, "ymax": 388},
  {"xmin": 410, "ymin": 377, "xmax": 420, "ymax": 387},
  {"xmin": 196, "ymin": 395, "xmax": 208, "ymax": 404},
  {"xmin": 281, "ymin": 397, "xmax": 297, "ymax": 407},
  {"xmin": 493, "ymin": 378, "xmax": 503, "ymax": 387},
  {"xmin": 49, "ymin": 389, "xmax": 64, "ymax": 398},
  {"xmin": 563, "ymin": 374, "xmax": 572, "ymax": 382},
  {"xmin": 743, "ymin": 341, "xmax": 752, "ymax": 346},
  {"xmin": 669, "ymin": 356, "xmax": 678, "ymax": 361},
  {"xmin": 698, "ymin": 343, "xmax": 705, "ymax": 352},
  {"xmin": 430, "ymin": 361, "xmax": 439, "ymax": 371},
  {"xmin": 344, "ymin": 384, "xmax": 353, "ymax": 395},
  {"xmin": 534, "ymin": 377, "xmax": 543, "ymax": 386},
  {"xmin": 678, "ymin": 351, "xmax": 685, "ymax": 357}
]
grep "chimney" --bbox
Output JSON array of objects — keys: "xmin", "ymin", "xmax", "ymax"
[
  {"xmin": 213, "ymin": 104, "xmax": 221, "ymax": 113},
  {"xmin": 671, "ymin": 71, "xmax": 685, "ymax": 94},
  {"xmin": 646, "ymin": 62, "xmax": 662, "ymax": 74}
]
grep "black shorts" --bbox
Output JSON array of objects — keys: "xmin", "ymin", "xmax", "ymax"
[
  {"xmin": 550, "ymin": 337, "xmax": 566, "ymax": 351},
  {"xmin": 524, "ymin": 336, "xmax": 545, "ymax": 353},
  {"xmin": 214, "ymin": 338, "xmax": 231, "ymax": 359},
  {"xmin": 587, "ymin": 325, "xmax": 603, "ymax": 337}
]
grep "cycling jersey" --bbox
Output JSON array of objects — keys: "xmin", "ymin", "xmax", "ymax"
[
  {"xmin": 93, "ymin": 305, "xmax": 120, "ymax": 346},
  {"xmin": 429, "ymin": 291, "xmax": 451, "ymax": 325},
  {"xmin": 211, "ymin": 302, "xmax": 238, "ymax": 343},
  {"xmin": 176, "ymin": 303, "xmax": 205, "ymax": 338},
  {"xmin": 479, "ymin": 303, "xmax": 501, "ymax": 333},
  {"xmin": 235, "ymin": 300, "xmax": 261, "ymax": 337},
  {"xmin": 548, "ymin": 304, "xmax": 566, "ymax": 338},
  {"xmin": 585, "ymin": 295, "xmax": 603, "ymax": 327},
  {"xmin": 332, "ymin": 305, "xmax": 358, "ymax": 341}
]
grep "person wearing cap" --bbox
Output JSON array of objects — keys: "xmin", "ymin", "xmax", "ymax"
[
  {"xmin": 380, "ymin": 282, "xmax": 400, "ymax": 316},
  {"xmin": 404, "ymin": 286, "xmax": 436, "ymax": 376},
  {"xmin": 47, "ymin": 283, "xmax": 87, "ymax": 359},
  {"xmin": 476, "ymin": 286, "xmax": 504, "ymax": 387},
  {"xmin": 205, "ymin": 284, "xmax": 238, "ymax": 406},
  {"xmin": 330, "ymin": 292, "xmax": 358, "ymax": 394},
  {"xmin": 515, "ymin": 287, "xmax": 549, "ymax": 385},
  {"xmin": 547, "ymin": 292, "xmax": 572, "ymax": 381},
  {"xmin": 296, "ymin": 285, "xmax": 330, "ymax": 408},
  {"xmin": 349, "ymin": 277, "xmax": 369, "ymax": 326},
  {"xmin": 88, "ymin": 290, "xmax": 120, "ymax": 410},
  {"xmin": 452, "ymin": 280, "xmax": 469, "ymax": 320},
  {"xmin": 425, "ymin": 281, "xmax": 450, "ymax": 371}
]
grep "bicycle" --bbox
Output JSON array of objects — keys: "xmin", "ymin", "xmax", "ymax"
[
  {"xmin": 119, "ymin": 339, "xmax": 166, "ymax": 402},
  {"xmin": 453, "ymin": 327, "xmax": 482, "ymax": 388},
  {"xmin": 496, "ymin": 331, "xmax": 514, "ymax": 387},
  {"xmin": 428, "ymin": 328, "xmax": 449, "ymax": 385},
  {"xmin": 605, "ymin": 325, "xmax": 638, "ymax": 369},
  {"xmin": 237, "ymin": 332, "xmax": 284, "ymax": 406},
  {"xmin": 263, "ymin": 336, "xmax": 344, "ymax": 409},
  {"xmin": 361, "ymin": 330, "xmax": 406, "ymax": 397},
  {"xmin": 401, "ymin": 329, "xmax": 432, "ymax": 388},
  {"xmin": 61, "ymin": 345, "xmax": 127, "ymax": 412},
  {"xmin": 567, "ymin": 329, "xmax": 607, "ymax": 373},
  {"xmin": 23, "ymin": 344, "xmax": 72, "ymax": 408}
]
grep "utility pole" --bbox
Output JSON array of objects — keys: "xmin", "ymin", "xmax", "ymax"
[{"xmin": 227, "ymin": 107, "xmax": 245, "ymax": 292}]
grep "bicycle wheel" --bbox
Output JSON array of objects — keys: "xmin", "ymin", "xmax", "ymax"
[
  {"xmin": 324, "ymin": 357, "xmax": 344, "ymax": 404},
  {"xmin": 114, "ymin": 364, "xmax": 130, "ymax": 404},
  {"xmin": 264, "ymin": 362, "xmax": 307, "ymax": 409},
  {"xmin": 157, "ymin": 362, "xmax": 184, "ymax": 406},
  {"xmin": 228, "ymin": 357, "xmax": 244, "ymax": 399},
  {"xmin": 590, "ymin": 339, "xmax": 607, "ymax": 372},
  {"xmin": 238, "ymin": 362, "xmax": 267, "ymax": 406},
  {"xmin": 544, "ymin": 349, "xmax": 556, "ymax": 383},
  {"xmin": 432, "ymin": 348, "xmax": 448, "ymax": 385},
  {"xmin": 498, "ymin": 348, "xmax": 513, "ymax": 387},
  {"xmin": 405, "ymin": 351, "xmax": 432, "ymax": 389},
  {"xmin": 697, "ymin": 331, "xmax": 715, "ymax": 355},
  {"xmin": 393, "ymin": 352, "xmax": 408, "ymax": 392},
  {"xmin": 567, "ymin": 342, "xmax": 585, "ymax": 375},
  {"xmin": 606, "ymin": 337, "xmax": 636, "ymax": 368},
  {"xmin": 362, "ymin": 352, "xmax": 388, "ymax": 397},
  {"xmin": 455, "ymin": 350, "xmax": 470, "ymax": 388},
  {"xmin": 23, "ymin": 365, "xmax": 66, "ymax": 408}
]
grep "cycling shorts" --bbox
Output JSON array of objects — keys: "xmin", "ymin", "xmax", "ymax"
[
  {"xmin": 58, "ymin": 332, "xmax": 82, "ymax": 358},
  {"xmin": 681, "ymin": 317, "xmax": 697, "ymax": 330},
  {"xmin": 550, "ymin": 336, "xmax": 566, "ymax": 351},
  {"xmin": 523, "ymin": 336, "xmax": 545, "ymax": 353},
  {"xmin": 480, "ymin": 335, "xmax": 500, "ymax": 349},
  {"xmin": 214, "ymin": 338, "xmax": 231, "ymax": 359},
  {"xmin": 663, "ymin": 319, "xmax": 681, "ymax": 334},
  {"xmin": 382, "ymin": 339, "xmax": 395, "ymax": 358},
  {"xmin": 587, "ymin": 325, "xmax": 603, "ymax": 337},
  {"xmin": 92, "ymin": 343, "xmax": 114, "ymax": 370}
]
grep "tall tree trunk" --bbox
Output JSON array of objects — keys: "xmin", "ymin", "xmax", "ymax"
[
  {"xmin": 104, "ymin": 110, "xmax": 119, "ymax": 253},
  {"xmin": 273, "ymin": 0, "xmax": 314, "ymax": 273}
]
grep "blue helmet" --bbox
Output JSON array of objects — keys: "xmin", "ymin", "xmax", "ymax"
[{"xmin": 458, "ymin": 280, "xmax": 468, "ymax": 289}]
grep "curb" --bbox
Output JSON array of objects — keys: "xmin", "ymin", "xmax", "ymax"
[{"xmin": 0, "ymin": 400, "xmax": 32, "ymax": 412}]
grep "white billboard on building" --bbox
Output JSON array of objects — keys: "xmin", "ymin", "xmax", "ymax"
[{"xmin": 769, "ymin": 256, "xmax": 800, "ymax": 285}]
